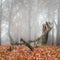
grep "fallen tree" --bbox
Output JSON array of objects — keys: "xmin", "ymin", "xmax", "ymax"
[
  {"xmin": 20, "ymin": 21, "xmax": 53, "ymax": 51},
  {"xmin": 8, "ymin": 21, "xmax": 53, "ymax": 51}
]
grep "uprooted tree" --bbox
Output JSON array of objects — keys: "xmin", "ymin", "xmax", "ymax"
[
  {"xmin": 20, "ymin": 21, "xmax": 53, "ymax": 51},
  {"xmin": 8, "ymin": 21, "xmax": 53, "ymax": 51}
]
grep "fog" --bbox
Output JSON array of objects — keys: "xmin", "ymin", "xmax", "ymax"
[{"xmin": 0, "ymin": 0, "xmax": 60, "ymax": 45}]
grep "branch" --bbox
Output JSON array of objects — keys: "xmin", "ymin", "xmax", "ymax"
[{"xmin": 20, "ymin": 38, "xmax": 34, "ymax": 51}]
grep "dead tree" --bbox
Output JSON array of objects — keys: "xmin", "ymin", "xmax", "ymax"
[
  {"xmin": 29, "ymin": 22, "xmax": 53, "ymax": 47},
  {"xmin": 8, "ymin": 21, "xmax": 53, "ymax": 51},
  {"xmin": 20, "ymin": 21, "xmax": 53, "ymax": 51}
]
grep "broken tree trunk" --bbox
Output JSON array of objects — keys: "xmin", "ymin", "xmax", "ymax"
[
  {"xmin": 20, "ymin": 38, "xmax": 34, "ymax": 51},
  {"xmin": 20, "ymin": 23, "xmax": 53, "ymax": 51},
  {"xmin": 29, "ymin": 26, "xmax": 53, "ymax": 47}
]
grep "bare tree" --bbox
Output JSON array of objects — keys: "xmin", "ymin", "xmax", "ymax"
[
  {"xmin": 20, "ymin": 22, "xmax": 53, "ymax": 51},
  {"xmin": 57, "ymin": 8, "xmax": 60, "ymax": 45},
  {"xmin": 8, "ymin": 0, "xmax": 14, "ymax": 45},
  {"xmin": 0, "ymin": 0, "xmax": 2, "ymax": 45}
]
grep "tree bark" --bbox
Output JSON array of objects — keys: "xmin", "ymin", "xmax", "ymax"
[
  {"xmin": 57, "ymin": 7, "xmax": 60, "ymax": 45},
  {"xmin": 20, "ymin": 26, "xmax": 53, "ymax": 51},
  {"xmin": 20, "ymin": 38, "xmax": 34, "ymax": 51},
  {"xmin": 8, "ymin": 0, "xmax": 14, "ymax": 45},
  {"xmin": 0, "ymin": 0, "xmax": 2, "ymax": 45}
]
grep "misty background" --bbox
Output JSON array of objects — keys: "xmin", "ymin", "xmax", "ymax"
[{"xmin": 0, "ymin": 0, "xmax": 60, "ymax": 45}]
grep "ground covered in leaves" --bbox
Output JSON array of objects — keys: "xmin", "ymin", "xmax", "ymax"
[{"xmin": 0, "ymin": 45, "xmax": 60, "ymax": 60}]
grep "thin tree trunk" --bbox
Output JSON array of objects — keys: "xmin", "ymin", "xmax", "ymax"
[
  {"xmin": 8, "ymin": 0, "xmax": 14, "ymax": 45},
  {"xmin": 0, "ymin": 0, "xmax": 2, "ymax": 45},
  {"xmin": 57, "ymin": 7, "xmax": 60, "ymax": 45}
]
